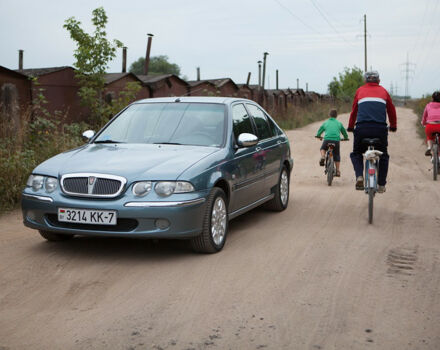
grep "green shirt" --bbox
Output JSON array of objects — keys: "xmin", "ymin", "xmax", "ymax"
[{"xmin": 316, "ymin": 118, "xmax": 348, "ymax": 141}]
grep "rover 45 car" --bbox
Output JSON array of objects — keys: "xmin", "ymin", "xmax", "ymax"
[{"xmin": 22, "ymin": 97, "xmax": 293, "ymax": 253}]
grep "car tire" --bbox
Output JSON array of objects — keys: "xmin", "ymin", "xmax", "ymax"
[
  {"xmin": 265, "ymin": 166, "xmax": 290, "ymax": 211},
  {"xmin": 190, "ymin": 187, "xmax": 228, "ymax": 254},
  {"xmin": 39, "ymin": 230, "xmax": 74, "ymax": 242}
]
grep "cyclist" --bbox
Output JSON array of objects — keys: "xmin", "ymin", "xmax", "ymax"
[
  {"xmin": 347, "ymin": 71, "xmax": 397, "ymax": 193},
  {"xmin": 316, "ymin": 108, "xmax": 349, "ymax": 177},
  {"xmin": 421, "ymin": 91, "xmax": 440, "ymax": 156}
]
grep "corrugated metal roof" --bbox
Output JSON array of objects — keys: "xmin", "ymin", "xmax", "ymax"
[
  {"xmin": 104, "ymin": 72, "xmax": 142, "ymax": 84},
  {"xmin": 0, "ymin": 65, "xmax": 29, "ymax": 79},
  {"xmin": 16, "ymin": 66, "xmax": 73, "ymax": 77}
]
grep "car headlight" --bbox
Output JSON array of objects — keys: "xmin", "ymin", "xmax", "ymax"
[
  {"xmin": 133, "ymin": 181, "xmax": 152, "ymax": 197},
  {"xmin": 26, "ymin": 175, "xmax": 58, "ymax": 193},
  {"xmin": 45, "ymin": 177, "xmax": 58, "ymax": 193},
  {"xmin": 154, "ymin": 181, "xmax": 195, "ymax": 197},
  {"xmin": 27, "ymin": 175, "xmax": 44, "ymax": 191}
]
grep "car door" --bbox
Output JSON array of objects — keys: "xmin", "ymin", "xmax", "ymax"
[
  {"xmin": 245, "ymin": 104, "xmax": 282, "ymax": 198},
  {"xmin": 228, "ymin": 103, "xmax": 265, "ymax": 212}
]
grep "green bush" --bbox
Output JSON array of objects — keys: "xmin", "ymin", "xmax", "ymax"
[
  {"xmin": 0, "ymin": 104, "xmax": 89, "ymax": 213},
  {"xmin": 271, "ymin": 100, "xmax": 351, "ymax": 130},
  {"xmin": 410, "ymin": 95, "xmax": 431, "ymax": 139}
]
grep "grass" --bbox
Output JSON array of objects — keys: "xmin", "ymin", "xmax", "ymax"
[
  {"xmin": 409, "ymin": 96, "xmax": 430, "ymax": 139},
  {"xmin": 0, "ymin": 106, "xmax": 89, "ymax": 213},
  {"xmin": 270, "ymin": 100, "xmax": 351, "ymax": 130}
]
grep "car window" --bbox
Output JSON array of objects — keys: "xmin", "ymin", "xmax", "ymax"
[
  {"xmin": 267, "ymin": 116, "xmax": 281, "ymax": 136},
  {"xmin": 246, "ymin": 104, "xmax": 273, "ymax": 140},
  {"xmin": 232, "ymin": 104, "xmax": 254, "ymax": 140},
  {"xmin": 94, "ymin": 103, "xmax": 226, "ymax": 147}
]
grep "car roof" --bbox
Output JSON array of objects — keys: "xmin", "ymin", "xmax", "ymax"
[{"xmin": 133, "ymin": 96, "xmax": 255, "ymax": 105}]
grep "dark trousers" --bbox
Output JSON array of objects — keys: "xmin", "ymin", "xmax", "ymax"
[{"xmin": 350, "ymin": 124, "xmax": 389, "ymax": 186}]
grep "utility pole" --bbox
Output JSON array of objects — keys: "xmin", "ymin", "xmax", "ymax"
[
  {"xmin": 306, "ymin": 82, "xmax": 308, "ymax": 92},
  {"xmin": 363, "ymin": 14, "xmax": 367, "ymax": 72},
  {"xmin": 246, "ymin": 72, "xmax": 251, "ymax": 85},
  {"xmin": 296, "ymin": 78, "xmax": 299, "ymax": 90},
  {"xmin": 258, "ymin": 61, "xmax": 262, "ymax": 88},
  {"xmin": 276, "ymin": 69, "xmax": 279, "ymax": 90},
  {"xmin": 400, "ymin": 52, "xmax": 416, "ymax": 105},
  {"xmin": 262, "ymin": 52, "xmax": 269, "ymax": 89}
]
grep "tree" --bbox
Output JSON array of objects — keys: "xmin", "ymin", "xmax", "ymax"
[
  {"xmin": 64, "ymin": 7, "xmax": 123, "ymax": 124},
  {"xmin": 129, "ymin": 55, "xmax": 181, "ymax": 76},
  {"xmin": 328, "ymin": 67, "xmax": 364, "ymax": 101}
]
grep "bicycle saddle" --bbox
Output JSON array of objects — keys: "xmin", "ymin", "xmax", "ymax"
[{"xmin": 362, "ymin": 138, "xmax": 381, "ymax": 145}]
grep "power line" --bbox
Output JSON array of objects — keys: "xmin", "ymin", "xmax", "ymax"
[
  {"xmin": 273, "ymin": 0, "xmax": 321, "ymax": 35},
  {"xmin": 308, "ymin": 0, "xmax": 356, "ymax": 47}
]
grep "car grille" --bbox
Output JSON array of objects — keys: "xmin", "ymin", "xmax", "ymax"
[
  {"xmin": 46, "ymin": 214, "xmax": 138, "ymax": 232},
  {"xmin": 61, "ymin": 173, "xmax": 126, "ymax": 198}
]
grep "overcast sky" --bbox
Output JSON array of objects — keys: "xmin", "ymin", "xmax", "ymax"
[{"xmin": 1, "ymin": 0, "xmax": 438, "ymax": 97}]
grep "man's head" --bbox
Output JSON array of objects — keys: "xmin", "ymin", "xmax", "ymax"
[
  {"xmin": 329, "ymin": 109, "xmax": 337, "ymax": 118},
  {"xmin": 432, "ymin": 91, "xmax": 440, "ymax": 102},
  {"xmin": 364, "ymin": 70, "xmax": 380, "ymax": 83}
]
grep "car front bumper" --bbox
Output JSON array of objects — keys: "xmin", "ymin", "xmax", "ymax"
[{"xmin": 21, "ymin": 190, "xmax": 209, "ymax": 239}]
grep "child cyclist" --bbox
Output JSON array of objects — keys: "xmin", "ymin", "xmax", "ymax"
[{"xmin": 316, "ymin": 109, "xmax": 349, "ymax": 177}]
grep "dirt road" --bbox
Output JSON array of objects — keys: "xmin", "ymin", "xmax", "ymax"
[{"xmin": 1, "ymin": 107, "xmax": 439, "ymax": 350}]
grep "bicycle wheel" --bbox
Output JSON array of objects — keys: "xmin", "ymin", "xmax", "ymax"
[
  {"xmin": 327, "ymin": 157, "xmax": 334, "ymax": 186},
  {"xmin": 368, "ymin": 188, "xmax": 374, "ymax": 224},
  {"xmin": 433, "ymin": 143, "xmax": 439, "ymax": 181}
]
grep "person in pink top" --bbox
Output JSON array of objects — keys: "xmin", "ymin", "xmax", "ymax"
[{"xmin": 422, "ymin": 91, "xmax": 440, "ymax": 156}]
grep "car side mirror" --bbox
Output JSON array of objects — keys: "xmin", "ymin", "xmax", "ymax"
[
  {"xmin": 237, "ymin": 133, "xmax": 259, "ymax": 148},
  {"xmin": 82, "ymin": 130, "xmax": 95, "ymax": 141}
]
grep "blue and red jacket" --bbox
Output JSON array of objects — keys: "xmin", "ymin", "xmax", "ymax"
[{"xmin": 348, "ymin": 82, "xmax": 397, "ymax": 129}]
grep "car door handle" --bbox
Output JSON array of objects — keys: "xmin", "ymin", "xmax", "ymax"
[
  {"xmin": 277, "ymin": 140, "xmax": 282, "ymax": 145},
  {"xmin": 255, "ymin": 147, "xmax": 262, "ymax": 151}
]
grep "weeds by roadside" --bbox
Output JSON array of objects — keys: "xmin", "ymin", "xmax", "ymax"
[
  {"xmin": 0, "ymin": 95, "xmax": 89, "ymax": 212},
  {"xmin": 270, "ymin": 100, "xmax": 351, "ymax": 130},
  {"xmin": 409, "ymin": 96, "xmax": 430, "ymax": 140}
]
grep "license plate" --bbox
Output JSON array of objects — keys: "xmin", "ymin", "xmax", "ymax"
[{"xmin": 58, "ymin": 208, "xmax": 117, "ymax": 225}]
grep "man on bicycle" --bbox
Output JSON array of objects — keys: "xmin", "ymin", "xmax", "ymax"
[
  {"xmin": 316, "ymin": 109, "xmax": 349, "ymax": 177},
  {"xmin": 347, "ymin": 71, "xmax": 397, "ymax": 193}
]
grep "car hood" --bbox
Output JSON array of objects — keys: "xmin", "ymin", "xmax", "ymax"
[{"xmin": 35, "ymin": 143, "xmax": 219, "ymax": 181}]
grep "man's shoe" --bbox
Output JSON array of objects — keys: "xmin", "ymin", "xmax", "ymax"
[
  {"xmin": 377, "ymin": 185, "xmax": 386, "ymax": 193},
  {"xmin": 425, "ymin": 148, "xmax": 432, "ymax": 156},
  {"xmin": 319, "ymin": 158, "xmax": 325, "ymax": 166},
  {"xmin": 355, "ymin": 176, "xmax": 364, "ymax": 190},
  {"xmin": 335, "ymin": 170, "xmax": 341, "ymax": 177}
]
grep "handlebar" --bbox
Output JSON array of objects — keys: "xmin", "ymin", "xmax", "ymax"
[{"xmin": 315, "ymin": 136, "xmax": 349, "ymax": 141}]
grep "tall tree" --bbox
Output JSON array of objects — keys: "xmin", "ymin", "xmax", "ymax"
[
  {"xmin": 129, "ymin": 55, "xmax": 181, "ymax": 76},
  {"xmin": 64, "ymin": 7, "xmax": 123, "ymax": 124},
  {"xmin": 328, "ymin": 67, "xmax": 364, "ymax": 101}
]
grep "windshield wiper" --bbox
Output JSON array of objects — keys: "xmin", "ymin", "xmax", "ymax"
[
  {"xmin": 153, "ymin": 142, "xmax": 181, "ymax": 145},
  {"xmin": 94, "ymin": 140, "xmax": 125, "ymax": 144}
]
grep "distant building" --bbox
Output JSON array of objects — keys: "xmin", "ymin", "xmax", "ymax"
[
  {"xmin": 17, "ymin": 66, "xmax": 86, "ymax": 122},
  {"xmin": 0, "ymin": 65, "xmax": 32, "ymax": 114},
  {"xmin": 104, "ymin": 73, "xmax": 149, "ymax": 104},
  {"xmin": 187, "ymin": 80, "xmax": 219, "ymax": 96},
  {"xmin": 137, "ymin": 74, "xmax": 188, "ymax": 98}
]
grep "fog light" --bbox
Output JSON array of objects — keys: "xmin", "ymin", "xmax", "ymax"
[{"xmin": 155, "ymin": 219, "xmax": 170, "ymax": 230}]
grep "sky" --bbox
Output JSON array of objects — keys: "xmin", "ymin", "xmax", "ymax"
[{"xmin": 1, "ymin": 0, "xmax": 439, "ymax": 97}]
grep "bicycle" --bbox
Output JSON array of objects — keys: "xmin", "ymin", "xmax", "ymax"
[
  {"xmin": 430, "ymin": 132, "xmax": 440, "ymax": 181},
  {"xmin": 362, "ymin": 138, "xmax": 383, "ymax": 224},
  {"xmin": 316, "ymin": 137, "xmax": 348, "ymax": 186}
]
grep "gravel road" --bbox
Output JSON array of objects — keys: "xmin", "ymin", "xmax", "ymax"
[{"xmin": 1, "ymin": 107, "xmax": 439, "ymax": 350}]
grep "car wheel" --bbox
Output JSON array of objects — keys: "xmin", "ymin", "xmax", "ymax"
[
  {"xmin": 265, "ymin": 166, "xmax": 289, "ymax": 211},
  {"xmin": 190, "ymin": 187, "xmax": 228, "ymax": 253},
  {"xmin": 39, "ymin": 230, "xmax": 74, "ymax": 242}
]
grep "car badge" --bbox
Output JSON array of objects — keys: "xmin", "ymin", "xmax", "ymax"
[{"xmin": 89, "ymin": 176, "xmax": 96, "ymax": 185}]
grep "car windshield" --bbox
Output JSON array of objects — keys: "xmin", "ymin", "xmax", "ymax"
[{"xmin": 94, "ymin": 102, "xmax": 226, "ymax": 147}]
